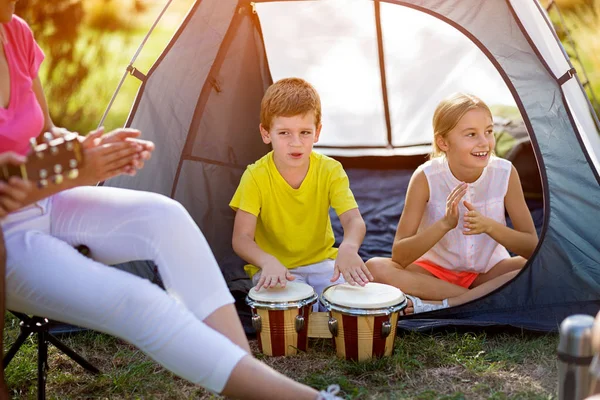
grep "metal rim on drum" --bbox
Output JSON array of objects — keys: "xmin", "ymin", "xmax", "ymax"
[
  {"xmin": 246, "ymin": 293, "xmax": 319, "ymax": 311},
  {"xmin": 319, "ymin": 285, "xmax": 407, "ymax": 316}
]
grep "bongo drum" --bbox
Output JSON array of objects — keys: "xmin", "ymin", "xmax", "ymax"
[
  {"xmin": 246, "ymin": 282, "xmax": 318, "ymax": 356},
  {"xmin": 320, "ymin": 283, "xmax": 407, "ymax": 361}
]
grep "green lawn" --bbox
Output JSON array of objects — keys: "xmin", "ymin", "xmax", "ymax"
[{"xmin": 3, "ymin": 313, "xmax": 558, "ymax": 399}]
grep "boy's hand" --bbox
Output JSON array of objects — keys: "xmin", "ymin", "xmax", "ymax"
[
  {"xmin": 442, "ymin": 182, "xmax": 468, "ymax": 230},
  {"xmin": 0, "ymin": 152, "xmax": 33, "ymax": 218},
  {"xmin": 463, "ymin": 201, "xmax": 493, "ymax": 235},
  {"xmin": 331, "ymin": 244, "xmax": 373, "ymax": 286},
  {"xmin": 255, "ymin": 258, "xmax": 295, "ymax": 291}
]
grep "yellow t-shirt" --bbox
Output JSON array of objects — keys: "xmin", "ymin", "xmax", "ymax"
[{"xmin": 230, "ymin": 151, "xmax": 358, "ymax": 277}]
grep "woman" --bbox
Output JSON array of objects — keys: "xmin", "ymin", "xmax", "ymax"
[{"xmin": 0, "ymin": 2, "xmax": 341, "ymax": 399}]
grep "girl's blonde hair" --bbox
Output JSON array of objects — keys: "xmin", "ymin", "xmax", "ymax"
[{"xmin": 431, "ymin": 93, "xmax": 493, "ymax": 158}]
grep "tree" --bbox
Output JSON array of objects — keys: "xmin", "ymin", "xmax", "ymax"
[{"xmin": 15, "ymin": 0, "xmax": 143, "ymax": 132}]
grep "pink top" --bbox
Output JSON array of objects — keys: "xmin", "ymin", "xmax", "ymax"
[{"xmin": 0, "ymin": 15, "xmax": 45, "ymax": 155}]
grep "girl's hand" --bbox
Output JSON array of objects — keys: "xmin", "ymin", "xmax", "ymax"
[
  {"xmin": 0, "ymin": 153, "xmax": 33, "ymax": 218},
  {"xmin": 255, "ymin": 259, "xmax": 295, "ymax": 291},
  {"xmin": 442, "ymin": 182, "xmax": 468, "ymax": 230},
  {"xmin": 79, "ymin": 129, "xmax": 142, "ymax": 184},
  {"xmin": 463, "ymin": 201, "xmax": 493, "ymax": 235}
]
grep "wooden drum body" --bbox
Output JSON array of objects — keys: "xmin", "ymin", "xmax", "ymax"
[
  {"xmin": 246, "ymin": 282, "xmax": 318, "ymax": 356},
  {"xmin": 320, "ymin": 283, "xmax": 407, "ymax": 361}
]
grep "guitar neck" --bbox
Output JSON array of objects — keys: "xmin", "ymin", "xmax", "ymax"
[{"xmin": 0, "ymin": 135, "xmax": 83, "ymax": 185}]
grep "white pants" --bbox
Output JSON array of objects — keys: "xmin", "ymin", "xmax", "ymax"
[
  {"xmin": 252, "ymin": 259, "xmax": 345, "ymax": 311},
  {"xmin": 1, "ymin": 186, "xmax": 246, "ymax": 393}
]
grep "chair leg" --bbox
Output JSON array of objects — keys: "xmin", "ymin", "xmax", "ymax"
[
  {"xmin": 37, "ymin": 331, "xmax": 48, "ymax": 400},
  {"xmin": 46, "ymin": 334, "xmax": 99, "ymax": 374},
  {"xmin": 3, "ymin": 330, "xmax": 31, "ymax": 368},
  {"xmin": 4, "ymin": 313, "xmax": 100, "ymax": 400}
]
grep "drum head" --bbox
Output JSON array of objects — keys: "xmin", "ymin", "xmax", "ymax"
[
  {"xmin": 248, "ymin": 281, "xmax": 315, "ymax": 302},
  {"xmin": 323, "ymin": 283, "xmax": 405, "ymax": 309}
]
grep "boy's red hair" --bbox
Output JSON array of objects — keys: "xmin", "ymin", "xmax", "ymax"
[{"xmin": 260, "ymin": 78, "xmax": 322, "ymax": 130}]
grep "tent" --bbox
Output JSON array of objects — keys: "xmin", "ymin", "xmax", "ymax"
[{"xmin": 106, "ymin": 0, "xmax": 600, "ymax": 332}]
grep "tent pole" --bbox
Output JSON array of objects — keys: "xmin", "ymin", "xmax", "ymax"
[
  {"xmin": 97, "ymin": 0, "xmax": 175, "ymax": 129},
  {"xmin": 374, "ymin": 1, "xmax": 393, "ymax": 148}
]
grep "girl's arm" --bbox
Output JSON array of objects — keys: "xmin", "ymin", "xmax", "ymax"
[
  {"xmin": 391, "ymin": 170, "xmax": 467, "ymax": 267},
  {"xmin": 488, "ymin": 166, "xmax": 538, "ymax": 258},
  {"xmin": 463, "ymin": 166, "xmax": 538, "ymax": 258}
]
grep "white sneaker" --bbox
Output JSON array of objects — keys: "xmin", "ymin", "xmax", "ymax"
[
  {"xmin": 317, "ymin": 384, "xmax": 344, "ymax": 399},
  {"xmin": 406, "ymin": 295, "xmax": 449, "ymax": 314}
]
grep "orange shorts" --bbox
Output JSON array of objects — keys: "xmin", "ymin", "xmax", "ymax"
[{"xmin": 413, "ymin": 260, "xmax": 479, "ymax": 289}]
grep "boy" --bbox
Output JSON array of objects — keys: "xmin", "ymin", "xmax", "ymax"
[{"xmin": 230, "ymin": 78, "xmax": 372, "ymax": 305}]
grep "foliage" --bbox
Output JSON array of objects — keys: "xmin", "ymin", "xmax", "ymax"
[{"xmin": 14, "ymin": 0, "xmax": 142, "ymax": 132}]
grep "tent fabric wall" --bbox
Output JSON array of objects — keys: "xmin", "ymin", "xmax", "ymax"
[{"xmin": 106, "ymin": 0, "xmax": 600, "ymax": 331}]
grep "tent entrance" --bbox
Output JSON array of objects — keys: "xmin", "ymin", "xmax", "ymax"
[{"xmin": 254, "ymin": 0, "xmax": 518, "ymax": 157}]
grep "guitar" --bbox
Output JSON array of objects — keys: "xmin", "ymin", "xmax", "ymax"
[{"xmin": 0, "ymin": 133, "xmax": 84, "ymax": 188}]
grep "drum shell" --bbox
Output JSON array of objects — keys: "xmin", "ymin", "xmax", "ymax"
[
  {"xmin": 329, "ymin": 309, "xmax": 400, "ymax": 361},
  {"xmin": 248, "ymin": 298, "xmax": 316, "ymax": 357}
]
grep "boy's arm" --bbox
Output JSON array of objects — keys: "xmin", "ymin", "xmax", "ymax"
[
  {"xmin": 464, "ymin": 166, "xmax": 538, "ymax": 258},
  {"xmin": 231, "ymin": 210, "xmax": 293, "ymax": 290},
  {"xmin": 334, "ymin": 208, "xmax": 372, "ymax": 286}
]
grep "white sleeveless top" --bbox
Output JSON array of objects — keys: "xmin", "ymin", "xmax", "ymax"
[{"xmin": 416, "ymin": 156, "xmax": 512, "ymax": 273}]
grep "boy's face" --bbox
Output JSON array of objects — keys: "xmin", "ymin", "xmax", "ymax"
[{"xmin": 260, "ymin": 111, "xmax": 321, "ymax": 170}]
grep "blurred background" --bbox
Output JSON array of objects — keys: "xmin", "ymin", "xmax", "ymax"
[{"xmin": 13, "ymin": 0, "xmax": 600, "ymax": 135}]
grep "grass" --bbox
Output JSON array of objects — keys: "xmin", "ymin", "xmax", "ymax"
[{"xmin": 3, "ymin": 314, "xmax": 558, "ymax": 399}]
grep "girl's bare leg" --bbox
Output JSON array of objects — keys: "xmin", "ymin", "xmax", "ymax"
[{"xmin": 366, "ymin": 257, "xmax": 468, "ymax": 300}]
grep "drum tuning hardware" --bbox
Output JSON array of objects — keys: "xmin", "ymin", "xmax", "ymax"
[
  {"xmin": 295, "ymin": 315, "xmax": 305, "ymax": 332},
  {"xmin": 251, "ymin": 312, "xmax": 262, "ymax": 333},
  {"xmin": 52, "ymin": 174, "xmax": 64, "ymax": 185},
  {"xmin": 381, "ymin": 321, "xmax": 392, "ymax": 338},
  {"xmin": 68, "ymin": 169, "xmax": 79, "ymax": 180},
  {"xmin": 328, "ymin": 317, "xmax": 339, "ymax": 337}
]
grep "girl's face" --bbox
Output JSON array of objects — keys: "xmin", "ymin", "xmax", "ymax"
[
  {"xmin": 0, "ymin": 0, "xmax": 16, "ymax": 24},
  {"xmin": 437, "ymin": 107, "xmax": 495, "ymax": 171}
]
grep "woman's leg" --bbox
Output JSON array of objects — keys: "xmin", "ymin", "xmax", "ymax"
[
  {"xmin": 4, "ymin": 230, "xmax": 246, "ymax": 393},
  {"xmin": 4, "ymin": 230, "xmax": 327, "ymax": 399},
  {"xmin": 49, "ymin": 186, "xmax": 248, "ymax": 350}
]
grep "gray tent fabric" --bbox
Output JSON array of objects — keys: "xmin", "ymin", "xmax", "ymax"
[{"xmin": 107, "ymin": 0, "xmax": 600, "ymax": 332}]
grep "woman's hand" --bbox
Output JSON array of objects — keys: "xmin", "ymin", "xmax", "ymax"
[
  {"xmin": 0, "ymin": 153, "xmax": 33, "ymax": 218},
  {"xmin": 94, "ymin": 127, "xmax": 155, "ymax": 176},
  {"xmin": 78, "ymin": 129, "xmax": 143, "ymax": 185},
  {"xmin": 463, "ymin": 201, "xmax": 494, "ymax": 235},
  {"xmin": 441, "ymin": 182, "xmax": 467, "ymax": 230}
]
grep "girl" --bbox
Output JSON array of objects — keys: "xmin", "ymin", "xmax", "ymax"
[
  {"xmin": 0, "ymin": 4, "xmax": 340, "ymax": 399},
  {"xmin": 366, "ymin": 93, "xmax": 538, "ymax": 314}
]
